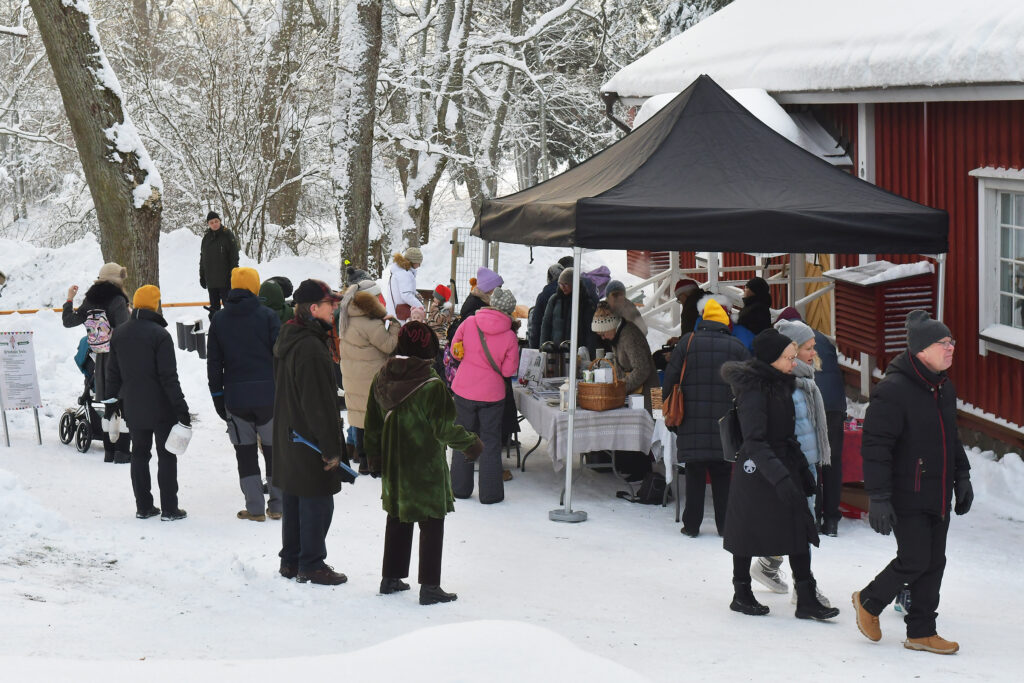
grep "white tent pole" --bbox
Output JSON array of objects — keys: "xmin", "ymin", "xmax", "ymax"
[
  {"xmin": 550, "ymin": 246, "xmax": 587, "ymax": 523},
  {"xmin": 936, "ymin": 253, "xmax": 947, "ymax": 321}
]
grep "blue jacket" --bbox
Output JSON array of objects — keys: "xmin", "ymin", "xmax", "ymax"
[
  {"xmin": 792, "ymin": 386, "xmax": 818, "ymax": 465},
  {"xmin": 207, "ymin": 289, "xmax": 281, "ymax": 411},
  {"xmin": 812, "ymin": 330, "xmax": 846, "ymax": 413}
]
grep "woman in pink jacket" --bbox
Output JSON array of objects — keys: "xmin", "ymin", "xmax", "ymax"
[{"xmin": 449, "ymin": 287, "xmax": 520, "ymax": 503}]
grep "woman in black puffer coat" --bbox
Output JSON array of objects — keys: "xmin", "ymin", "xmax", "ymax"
[{"xmin": 719, "ymin": 329, "xmax": 838, "ymax": 621}]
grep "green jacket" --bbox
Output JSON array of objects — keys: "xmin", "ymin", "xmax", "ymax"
[
  {"xmin": 272, "ymin": 315, "xmax": 344, "ymax": 497},
  {"xmin": 365, "ymin": 357, "xmax": 480, "ymax": 522},
  {"xmin": 259, "ymin": 279, "xmax": 294, "ymax": 324},
  {"xmin": 199, "ymin": 227, "xmax": 240, "ymax": 289}
]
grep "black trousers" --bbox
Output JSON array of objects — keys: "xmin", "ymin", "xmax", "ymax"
[
  {"xmin": 733, "ymin": 552, "xmax": 812, "ymax": 583},
  {"xmin": 130, "ymin": 424, "xmax": 178, "ymax": 513},
  {"xmin": 816, "ymin": 410, "xmax": 845, "ymax": 523},
  {"xmin": 280, "ymin": 493, "xmax": 335, "ymax": 572},
  {"xmin": 451, "ymin": 395, "xmax": 504, "ymax": 503},
  {"xmin": 382, "ymin": 515, "xmax": 445, "ymax": 586},
  {"xmin": 682, "ymin": 460, "xmax": 732, "ymax": 535},
  {"xmin": 207, "ymin": 287, "xmax": 228, "ymax": 318},
  {"xmin": 860, "ymin": 512, "xmax": 950, "ymax": 638}
]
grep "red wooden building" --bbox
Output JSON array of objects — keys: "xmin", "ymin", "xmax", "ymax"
[{"xmin": 601, "ymin": 0, "xmax": 1024, "ymax": 447}]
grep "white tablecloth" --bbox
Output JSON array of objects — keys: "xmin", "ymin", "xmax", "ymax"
[
  {"xmin": 649, "ymin": 413, "xmax": 679, "ymax": 484},
  {"xmin": 513, "ymin": 386, "xmax": 655, "ymax": 470}
]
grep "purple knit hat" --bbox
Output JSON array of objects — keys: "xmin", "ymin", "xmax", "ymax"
[{"xmin": 475, "ymin": 267, "xmax": 503, "ymax": 293}]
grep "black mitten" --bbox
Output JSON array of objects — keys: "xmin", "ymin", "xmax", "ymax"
[{"xmin": 868, "ymin": 497, "xmax": 897, "ymax": 535}]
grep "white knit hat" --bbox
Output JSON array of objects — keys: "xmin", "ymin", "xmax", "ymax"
[{"xmin": 591, "ymin": 304, "xmax": 621, "ymax": 333}]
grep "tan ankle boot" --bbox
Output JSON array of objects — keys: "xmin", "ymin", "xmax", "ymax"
[
  {"xmin": 852, "ymin": 592, "xmax": 881, "ymax": 642},
  {"xmin": 904, "ymin": 635, "xmax": 959, "ymax": 654}
]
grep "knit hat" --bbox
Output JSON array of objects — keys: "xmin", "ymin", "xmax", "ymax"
[
  {"xmin": 746, "ymin": 277, "xmax": 770, "ymax": 300},
  {"xmin": 206, "ymin": 211, "xmax": 220, "ymax": 222},
  {"xmin": 357, "ymin": 279, "xmax": 381, "ymax": 297},
  {"xmin": 591, "ymin": 302, "xmax": 621, "ymax": 333},
  {"xmin": 96, "ymin": 262, "xmax": 127, "ymax": 286},
  {"xmin": 293, "ymin": 279, "xmax": 342, "ymax": 304},
  {"xmin": 752, "ymin": 328, "xmax": 795, "ymax": 364},
  {"xmin": 403, "ymin": 247, "xmax": 423, "ymax": 265},
  {"xmin": 700, "ymin": 298, "xmax": 730, "ymax": 326},
  {"xmin": 489, "ymin": 287, "xmax": 516, "ymax": 316},
  {"xmin": 605, "ymin": 280, "xmax": 626, "ymax": 296},
  {"xmin": 776, "ymin": 319, "xmax": 815, "ymax": 347},
  {"xmin": 409, "ymin": 306, "xmax": 426, "ymax": 322},
  {"xmin": 775, "ymin": 306, "xmax": 803, "ymax": 324},
  {"xmin": 674, "ymin": 278, "xmax": 699, "ymax": 297},
  {"xmin": 558, "ymin": 267, "xmax": 574, "ymax": 286},
  {"xmin": 476, "ymin": 266, "xmax": 503, "ymax": 293},
  {"xmin": 231, "ymin": 267, "xmax": 260, "ymax": 295},
  {"xmin": 396, "ymin": 321, "xmax": 438, "ymax": 360},
  {"xmin": 346, "ymin": 266, "xmax": 370, "ymax": 284},
  {"xmin": 434, "ymin": 284, "xmax": 451, "ymax": 302},
  {"xmin": 266, "ymin": 275, "xmax": 293, "ymax": 298},
  {"xmin": 905, "ymin": 310, "xmax": 951, "ymax": 354},
  {"xmin": 133, "ymin": 284, "xmax": 161, "ymax": 312},
  {"xmin": 547, "ymin": 263, "xmax": 565, "ymax": 283}
]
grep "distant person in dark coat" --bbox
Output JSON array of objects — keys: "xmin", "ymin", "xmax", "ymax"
[
  {"xmin": 720, "ymin": 329, "xmax": 838, "ymax": 621},
  {"xmin": 62, "ymin": 262, "xmax": 132, "ymax": 462},
  {"xmin": 107, "ymin": 285, "xmax": 190, "ymax": 521},
  {"xmin": 736, "ymin": 276, "xmax": 773, "ymax": 336},
  {"xmin": 662, "ymin": 298, "xmax": 749, "ymax": 537},
  {"xmin": 259, "ymin": 277, "xmax": 294, "ymax": 324},
  {"xmin": 272, "ymin": 279, "xmax": 348, "ymax": 586},
  {"xmin": 199, "ymin": 211, "xmax": 240, "ymax": 319},
  {"xmin": 208, "ymin": 267, "xmax": 283, "ymax": 522},
  {"xmin": 540, "ymin": 268, "xmax": 597, "ymax": 357},
  {"xmin": 529, "ymin": 263, "xmax": 563, "ymax": 348},
  {"xmin": 853, "ymin": 311, "xmax": 972, "ymax": 655},
  {"xmin": 776, "ymin": 307, "xmax": 846, "ymax": 536}
]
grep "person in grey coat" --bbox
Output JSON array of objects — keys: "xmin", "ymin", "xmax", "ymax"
[{"xmin": 662, "ymin": 297, "xmax": 749, "ymax": 537}]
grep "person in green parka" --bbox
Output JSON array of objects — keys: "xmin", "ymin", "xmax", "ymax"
[
  {"xmin": 259, "ymin": 277, "xmax": 294, "ymax": 324},
  {"xmin": 364, "ymin": 321, "xmax": 483, "ymax": 606}
]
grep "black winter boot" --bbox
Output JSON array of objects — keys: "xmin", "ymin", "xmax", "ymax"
[
  {"xmin": 420, "ymin": 584, "xmax": 458, "ymax": 605},
  {"xmin": 380, "ymin": 577, "xmax": 411, "ymax": 594},
  {"xmin": 795, "ymin": 579, "xmax": 840, "ymax": 620},
  {"xmin": 730, "ymin": 580, "xmax": 769, "ymax": 616}
]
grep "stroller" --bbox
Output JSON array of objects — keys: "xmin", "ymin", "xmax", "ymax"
[{"xmin": 58, "ymin": 337, "xmax": 106, "ymax": 453}]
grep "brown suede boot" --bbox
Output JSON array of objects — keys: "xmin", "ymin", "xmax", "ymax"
[
  {"xmin": 904, "ymin": 635, "xmax": 959, "ymax": 654},
  {"xmin": 852, "ymin": 592, "xmax": 881, "ymax": 642}
]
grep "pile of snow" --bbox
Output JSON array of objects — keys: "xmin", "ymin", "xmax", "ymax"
[
  {"xmin": 824, "ymin": 260, "xmax": 934, "ymax": 286},
  {"xmin": 602, "ymin": 0, "xmax": 1024, "ymax": 98}
]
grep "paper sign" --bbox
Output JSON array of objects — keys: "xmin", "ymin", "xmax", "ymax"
[
  {"xmin": 0, "ymin": 332, "xmax": 42, "ymax": 410},
  {"xmin": 518, "ymin": 349, "xmax": 543, "ymax": 384}
]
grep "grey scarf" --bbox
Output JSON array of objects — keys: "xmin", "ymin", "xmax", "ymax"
[{"xmin": 791, "ymin": 358, "xmax": 831, "ymax": 466}]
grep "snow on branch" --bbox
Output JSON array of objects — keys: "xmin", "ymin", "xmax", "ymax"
[
  {"xmin": 0, "ymin": 24, "xmax": 28, "ymax": 37},
  {"xmin": 468, "ymin": 0, "xmax": 581, "ymax": 49}
]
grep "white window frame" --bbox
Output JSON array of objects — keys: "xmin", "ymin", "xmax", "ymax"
[{"xmin": 971, "ymin": 167, "xmax": 1024, "ymax": 361}]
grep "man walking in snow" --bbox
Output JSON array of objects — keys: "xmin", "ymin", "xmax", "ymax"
[
  {"xmin": 207, "ymin": 267, "xmax": 282, "ymax": 522},
  {"xmin": 199, "ymin": 211, "xmax": 240, "ymax": 319},
  {"xmin": 853, "ymin": 310, "xmax": 973, "ymax": 655}
]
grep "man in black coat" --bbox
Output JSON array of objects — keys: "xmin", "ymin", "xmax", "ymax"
[
  {"xmin": 528, "ymin": 263, "xmax": 563, "ymax": 348},
  {"xmin": 853, "ymin": 311, "xmax": 972, "ymax": 655},
  {"xmin": 107, "ymin": 285, "xmax": 191, "ymax": 521},
  {"xmin": 199, "ymin": 211, "xmax": 240, "ymax": 319},
  {"xmin": 208, "ymin": 267, "xmax": 282, "ymax": 522},
  {"xmin": 272, "ymin": 279, "xmax": 348, "ymax": 585}
]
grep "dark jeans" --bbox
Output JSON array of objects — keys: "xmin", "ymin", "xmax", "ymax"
[
  {"xmin": 382, "ymin": 515, "xmax": 444, "ymax": 586},
  {"xmin": 816, "ymin": 410, "xmax": 845, "ymax": 523},
  {"xmin": 860, "ymin": 512, "xmax": 950, "ymax": 638},
  {"xmin": 207, "ymin": 287, "xmax": 228, "ymax": 318},
  {"xmin": 733, "ymin": 552, "xmax": 812, "ymax": 583},
  {"xmin": 280, "ymin": 493, "xmax": 335, "ymax": 572},
  {"xmin": 130, "ymin": 424, "xmax": 178, "ymax": 513},
  {"xmin": 451, "ymin": 395, "xmax": 504, "ymax": 503},
  {"xmin": 682, "ymin": 460, "xmax": 732, "ymax": 535},
  {"xmin": 354, "ymin": 427, "xmax": 365, "ymax": 460}
]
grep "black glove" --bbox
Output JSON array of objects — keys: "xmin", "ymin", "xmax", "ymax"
[
  {"xmin": 954, "ymin": 477, "xmax": 974, "ymax": 515},
  {"xmin": 798, "ymin": 465, "xmax": 817, "ymax": 496},
  {"xmin": 212, "ymin": 394, "xmax": 227, "ymax": 421},
  {"xmin": 774, "ymin": 475, "xmax": 807, "ymax": 510},
  {"xmin": 868, "ymin": 497, "xmax": 897, "ymax": 535},
  {"xmin": 104, "ymin": 400, "xmax": 122, "ymax": 420},
  {"xmin": 178, "ymin": 412, "xmax": 191, "ymax": 427}
]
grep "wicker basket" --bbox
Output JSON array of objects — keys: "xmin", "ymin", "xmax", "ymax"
[{"xmin": 577, "ymin": 359, "xmax": 627, "ymax": 412}]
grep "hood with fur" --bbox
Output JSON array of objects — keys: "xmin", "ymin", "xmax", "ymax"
[
  {"xmin": 372, "ymin": 356, "xmax": 437, "ymax": 413},
  {"xmin": 350, "ymin": 290, "xmax": 387, "ymax": 319},
  {"xmin": 392, "ymin": 252, "xmax": 414, "ymax": 271}
]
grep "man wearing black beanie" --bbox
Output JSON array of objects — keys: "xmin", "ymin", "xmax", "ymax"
[
  {"xmin": 853, "ymin": 310, "xmax": 972, "ymax": 655},
  {"xmin": 199, "ymin": 210, "xmax": 240, "ymax": 319}
]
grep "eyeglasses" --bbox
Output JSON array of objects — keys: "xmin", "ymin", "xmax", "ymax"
[
  {"xmin": 933, "ymin": 338, "xmax": 956, "ymax": 349},
  {"xmin": 782, "ymin": 355, "xmax": 797, "ymax": 362}
]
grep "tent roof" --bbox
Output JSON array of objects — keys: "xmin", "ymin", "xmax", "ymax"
[
  {"xmin": 600, "ymin": 0, "xmax": 1024, "ymax": 100},
  {"xmin": 473, "ymin": 75, "xmax": 948, "ymax": 254}
]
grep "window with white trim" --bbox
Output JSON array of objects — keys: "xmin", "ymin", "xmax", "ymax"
[{"xmin": 971, "ymin": 167, "xmax": 1024, "ymax": 360}]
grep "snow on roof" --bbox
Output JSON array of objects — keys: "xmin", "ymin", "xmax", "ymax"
[
  {"xmin": 824, "ymin": 260, "xmax": 934, "ymax": 286},
  {"xmin": 602, "ymin": 0, "xmax": 1024, "ymax": 99},
  {"xmin": 633, "ymin": 88, "xmax": 851, "ymax": 165}
]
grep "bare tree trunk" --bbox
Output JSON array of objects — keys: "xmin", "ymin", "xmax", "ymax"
[
  {"xmin": 331, "ymin": 0, "xmax": 384, "ymax": 272},
  {"xmin": 29, "ymin": 0, "xmax": 162, "ymax": 291}
]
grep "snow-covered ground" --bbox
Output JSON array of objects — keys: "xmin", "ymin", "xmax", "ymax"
[{"xmin": 2, "ymin": 232, "xmax": 1022, "ymax": 681}]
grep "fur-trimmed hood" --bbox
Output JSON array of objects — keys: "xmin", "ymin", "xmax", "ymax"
[
  {"xmin": 349, "ymin": 290, "xmax": 387, "ymax": 319},
  {"xmin": 373, "ymin": 356, "xmax": 437, "ymax": 413},
  {"xmin": 392, "ymin": 252, "xmax": 414, "ymax": 271},
  {"xmin": 84, "ymin": 280, "xmax": 128, "ymax": 307},
  {"xmin": 721, "ymin": 358, "xmax": 795, "ymax": 398}
]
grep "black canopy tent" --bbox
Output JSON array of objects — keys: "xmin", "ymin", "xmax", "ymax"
[
  {"xmin": 473, "ymin": 75, "xmax": 948, "ymax": 253},
  {"xmin": 471, "ymin": 75, "xmax": 948, "ymax": 523}
]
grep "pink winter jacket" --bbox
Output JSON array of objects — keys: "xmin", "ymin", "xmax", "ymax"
[{"xmin": 451, "ymin": 308, "xmax": 519, "ymax": 402}]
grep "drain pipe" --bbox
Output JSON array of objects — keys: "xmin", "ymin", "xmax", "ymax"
[{"xmin": 601, "ymin": 92, "xmax": 632, "ymax": 134}]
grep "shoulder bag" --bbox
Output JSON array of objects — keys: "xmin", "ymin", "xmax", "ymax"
[{"xmin": 662, "ymin": 333, "xmax": 695, "ymax": 428}]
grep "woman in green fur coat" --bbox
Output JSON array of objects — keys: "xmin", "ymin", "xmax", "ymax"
[{"xmin": 364, "ymin": 322, "xmax": 483, "ymax": 606}]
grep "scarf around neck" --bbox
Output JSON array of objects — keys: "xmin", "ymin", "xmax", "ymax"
[{"xmin": 791, "ymin": 358, "xmax": 831, "ymax": 466}]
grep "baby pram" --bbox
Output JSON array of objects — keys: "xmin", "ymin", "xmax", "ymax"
[{"xmin": 58, "ymin": 337, "xmax": 105, "ymax": 453}]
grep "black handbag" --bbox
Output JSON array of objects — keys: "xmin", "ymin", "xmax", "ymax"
[{"xmin": 718, "ymin": 399, "xmax": 743, "ymax": 463}]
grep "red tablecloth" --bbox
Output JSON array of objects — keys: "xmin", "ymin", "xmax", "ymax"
[{"xmin": 841, "ymin": 419, "xmax": 864, "ymax": 483}]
